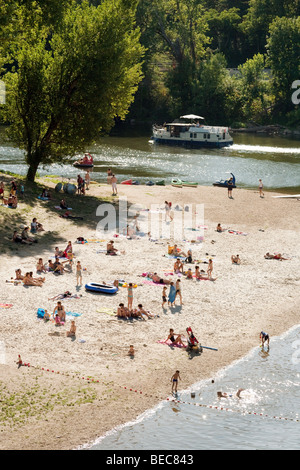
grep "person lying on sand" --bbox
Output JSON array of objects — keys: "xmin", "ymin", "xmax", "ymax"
[
  {"xmin": 147, "ymin": 272, "xmax": 171, "ymax": 285},
  {"xmin": 217, "ymin": 389, "xmax": 245, "ymax": 399},
  {"xmin": 231, "ymin": 254, "xmax": 241, "ymax": 265},
  {"xmin": 264, "ymin": 252, "xmax": 289, "ymax": 260},
  {"xmin": 166, "ymin": 329, "xmax": 185, "ymax": 346},
  {"xmin": 23, "ymin": 272, "xmax": 44, "ymax": 286}
]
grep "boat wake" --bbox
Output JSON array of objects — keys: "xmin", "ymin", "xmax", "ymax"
[{"xmin": 227, "ymin": 144, "xmax": 300, "ymax": 154}]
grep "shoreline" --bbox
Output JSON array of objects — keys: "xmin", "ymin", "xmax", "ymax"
[
  {"xmin": 83, "ymin": 321, "xmax": 300, "ymax": 450},
  {"xmin": 0, "ymin": 174, "xmax": 299, "ymax": 450}
]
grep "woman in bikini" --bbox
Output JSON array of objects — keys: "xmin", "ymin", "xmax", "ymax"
[
  {"xmin": 166, "ymin": 329, "xmax": 184, "ymax": 346},
  {"xmin": 127, "ymin": 283, "xmax": 134, "ymax": 310},
  {"xmin": 53, "ymin": 301, "xmax": 66, "ymax": 322}
]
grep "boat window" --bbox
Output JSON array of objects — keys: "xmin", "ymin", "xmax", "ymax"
[
  {"xmin": 194, "ymin": 133, "xmax": 197, "ymax": 138},
  {"xmin": 223, "ymin": 133, "xmax": 225, "ymax": 139},
  {"xmin": 207, "ymin": 134, "xmax": 210, "ymax": 139},
  {"xmin": 203, "ymin": 133, "xmax": 206, "ymax": 139},
  {"xmin": 190, "ymin": 133, "xmax": 193, "ymax": 138}
]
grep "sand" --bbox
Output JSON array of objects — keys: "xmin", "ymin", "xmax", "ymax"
[{"xmin": 0, "ymin": 176, "xmax": 299, "ymax": 450}]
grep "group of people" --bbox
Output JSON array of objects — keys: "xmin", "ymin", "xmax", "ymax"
[{"xmin": 1, "ymin": 179, "xmax": 24, "ymax": 207}]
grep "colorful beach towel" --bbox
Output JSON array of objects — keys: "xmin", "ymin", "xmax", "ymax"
[
  {"xmin": 66, "ymin": 311, "xmax": 82, "ymax": 317},
  {"xmin": 96, "ymin": 308, "xmax": 117, "ymax": 316},
  {"xmin": 157, "ymin": 340, "xmax": 187, "ymax": 349},
  {"xmin": 0, "ymin": 303, "xmax": 13, "ymax": 308},
  {"xmin": 228, "ymin": 230, "xmax": 248, "ymax": 236}
]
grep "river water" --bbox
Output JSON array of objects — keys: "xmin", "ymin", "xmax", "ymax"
[
  {"xmin": 87, "ymin": 326, "xmax": 300, "ymax": 451},
  {"xmin": 0, "ymin": 128, "xmax": 300, "ymax": 192}
]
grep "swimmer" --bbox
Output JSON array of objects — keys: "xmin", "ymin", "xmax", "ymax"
[{"xmin": 217, "ymin": 389, "xmax": 245, "ymax": 399}]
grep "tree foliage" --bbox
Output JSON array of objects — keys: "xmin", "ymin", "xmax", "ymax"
[{"xmin": 1, "ymin": 0, "xmax": 144, "ymax": 181}]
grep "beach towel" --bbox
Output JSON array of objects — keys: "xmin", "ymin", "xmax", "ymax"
[
  {"xmin": 228, "ymin": 230, "xmax": 248, "ymax": 236},
  {"xmin": 164, "ymin": 254, "xmax": 186, "ymax": 259},
  {"xmin": 168, "ymin": 285, "xmax": 176, "ymax": 303},
  {"xmin": 157, "ymin": 340, "xmax": 187, "ymax": 349},
  {"xmin": 142, "ymin": 280, "xmax": 162, "ymax": 286},
  {"xmin": 55, "ymin": 206, "xmax": 72, "ymax": 210},
  {"xmin": 0, "ymin": 303, "xmax": 13, "ymax": 308},
  {"xmin": 96, "ymin": 308, "xmax": 117, "ymax": 316},
  {"xmin": 66, "ymin": 311, "xmax": 82, "ymax": 317}
]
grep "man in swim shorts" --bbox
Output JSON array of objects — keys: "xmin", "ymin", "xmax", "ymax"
[{"xmin": 171, "ymin": 370, "xmax": 181, "ymax": 394}]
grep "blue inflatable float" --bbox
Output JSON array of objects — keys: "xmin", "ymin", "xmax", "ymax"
[{"xmin": 85, "ymin": 283, "xmax": 118, "ymax": 295}]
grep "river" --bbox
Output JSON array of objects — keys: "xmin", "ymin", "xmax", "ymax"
[{"xmin": 0, "ymin": 127, "xmax": 300, "ymax": 192}]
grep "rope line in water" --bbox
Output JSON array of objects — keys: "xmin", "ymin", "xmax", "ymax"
[{"xmin": 20, "ymin": 362, "xmax": 300, "ymax": 423}]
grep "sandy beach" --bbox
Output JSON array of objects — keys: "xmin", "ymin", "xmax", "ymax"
[{"xmin": 0, "ymin": 174, "xmax": 299, "ymax": 450}]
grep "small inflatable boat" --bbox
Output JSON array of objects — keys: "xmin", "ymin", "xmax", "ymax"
[{"xmin": 85, "ymin": 283, "xmax": 118, "ymax": 294}]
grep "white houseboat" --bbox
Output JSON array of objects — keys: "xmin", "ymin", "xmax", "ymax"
[{"xmin": 151, "ymin": 114, "xmax": 233, "ymax": 149}]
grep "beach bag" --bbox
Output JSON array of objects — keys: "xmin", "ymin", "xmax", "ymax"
[
  {"xmin": 37, "ymin": 308, "xmax": 45, "ymax": 319},
  {"xmin": 168, "ymin": 245, "xmax": 174, "ymax": 255}
]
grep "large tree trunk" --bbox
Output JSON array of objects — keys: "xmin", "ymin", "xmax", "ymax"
[{"xmin": 26, "ymin": 151, "xmax": 42, "ymax": 182}]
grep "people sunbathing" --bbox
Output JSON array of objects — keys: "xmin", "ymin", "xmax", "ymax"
[
  {"xmin": 107, "ymin": 240, "xmax": 118, "ymax": 255},
  {"xmin": 21, "ymin": 227, "xmax": 36, "ymax": 243},
  {"xmin": 15, "ymin": 269, "xmax": 24, "ymax": 280},
  {"xmin": 36, "ymin": 258, "xmax": 47, "ymax": 274},
  {"xmin": 31, "ymin": 217, "xmax": 44, "ymax": 233},
  {"xmin": 146, "ymin": 272, "xmax": 171, "ymax": 285},
  {"xmin": 23, "ymin": 272, "xmax": 45, "ymax": 286},
  {"xmin": 53, "ymin": 301, "xmax": 66, "ymax": 322},
  {"xmin": 264, "ymin": 252, "xmax": 289, "ymax": 260},
  {"xmin": 231, "ymin": 254, "xmax": 241, "ymax": 264},
  {"xmin": 12, "ymin": 231, "xmax": 32, "ymax": 245},
  {"xmin": 166, "ymin": 329, "xmax": 185, "ymax": 346}
]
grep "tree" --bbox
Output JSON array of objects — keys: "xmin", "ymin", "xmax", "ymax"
[
  {"xmin": 242, "ymin": 0, "xmax": 300, "ymax": 55},
  {"xmin": 237, "ymin": 53, "xmax": 271, "ymax": 121},
  {"xmin": 266, "ymin": 16, "xmax": 300, "ymax": 114},
  {"xmin": 1, "ymin": 0, "xmax": 144, "ymax": 181}
]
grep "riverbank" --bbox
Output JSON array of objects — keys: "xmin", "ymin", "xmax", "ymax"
[{"xmin": 0, "ymin": 173, "xmax": 299, "ymax": 450}]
